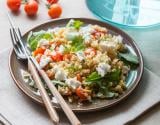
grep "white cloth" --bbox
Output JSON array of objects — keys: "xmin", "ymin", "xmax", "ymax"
[{"xmin": 0, "ymin": 49, "xmax": 160, "ymax": 125}]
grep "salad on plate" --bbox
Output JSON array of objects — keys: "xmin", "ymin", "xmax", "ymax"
[{"xmin": 24, "ymin": 19, "xmax": 139, "ymax": 103}]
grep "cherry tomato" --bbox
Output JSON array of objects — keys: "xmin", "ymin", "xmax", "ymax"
[
  {"xmin": 7, "ymin": 0, "xmax": 21, "ymax": 11},
  {"xmin": 48, "ymin": 4, "xmax": 62, "ymax": 19},
  {"xmin": 47, "ymin": 0, "xmax": 58, "ymax": 4},
  {"xmin": 24, "ymin": 0, "xmax": 38, "ymax": 16},
  {"xmin": 33, "ymin": 48, "xmax": 45, "ymax": 56},
  {"xmin": 51, "ymin": 52, "xmax": 63, "ymax": 62},
  {"xmin": 76, "ymin": 87, "xmax": 88, "ymax": 100}
]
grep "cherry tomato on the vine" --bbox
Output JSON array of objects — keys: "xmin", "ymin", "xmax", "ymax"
[
  {"xmin": 7, "ymin": 0, "xmax": 21, "ymax": 12},
  {"xmin": 24, "ymin": 0, "xmax": 38, "ymax": 16},
  {"xmin": 48, "ymin": 4, "xmax": 62, "ymax": 19},
  {"xmin": 47, "ymin": 0, "xmax": 59, "ymax": 4}
]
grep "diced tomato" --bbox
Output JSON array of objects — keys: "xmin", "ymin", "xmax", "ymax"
[
  {"xmin": 51, "ymin": 41, "xmax": 62, "ymax": 51},
  {"xmin": 33, "ymin": 48, "xmax": 45, "ymax": 56},
  {"xmin": 85, "ymin": 48, "xmax": 96, "ymax": 56},
  {"xmin": 51, "ymin": 52, "xmax": 63, "ymax": 62},
  {"xmin": 76, "ymin": 74, "xmax": 82, "ymax": 82},
  {"xmin": 91, "ymin": 30, "xmax": 107, "ymax": 38},
  {"xmin": 76, "ymin": 87, "xmax": 88, "ymax": 100},
  {"xmin": 63, "ymin": 54, "xmax": 71, "ymax": 60}
]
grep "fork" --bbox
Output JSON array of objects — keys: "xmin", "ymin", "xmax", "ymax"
[
  {"xmin": 8, "ymin": 20, "xmax": 59, "ymax": 125},
  {"xmin": 7, "ymin": 14, "xmax": 81, "ymax": 125}
]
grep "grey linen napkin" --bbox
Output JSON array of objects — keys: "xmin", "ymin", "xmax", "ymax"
[{"xmin": 0, "ymin": 49, "xmax": 160, "ymax": 125}]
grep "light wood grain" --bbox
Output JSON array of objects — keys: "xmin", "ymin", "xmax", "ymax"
[
  {"xmin": 28, "ymin": 60, "xmax": 59, "ymax": 125},
  {"xmin": 39, "ymin": 69, "xmax": 81, "ymax": 125}
]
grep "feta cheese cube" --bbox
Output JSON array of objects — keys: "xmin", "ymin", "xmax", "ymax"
[
  {"xmin": 65, "ymin": 78, "xmax": 81, "ymax": 90},
  {"xmin": 55, "ymin": 70, "xmax": 67, "ymax": 81},
  {"xmin": 96, "ymin": 63, "xmax": 111, "ymax": 77},
  {"xmin": 39, "ymin": 55, "xmax": 51, "ymax": 68}
]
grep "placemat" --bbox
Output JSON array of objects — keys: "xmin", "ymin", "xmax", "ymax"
[{"xmin": 0, "ymin": 49, "xmax": 160, "ymax": 125}]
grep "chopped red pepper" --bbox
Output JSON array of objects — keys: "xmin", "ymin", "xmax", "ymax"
[
  {"xmin": 51, "ymin": 52, "xmax": 63, "ymax": 62},
  {"xmin": 33, "ymin": 48, "xmax": 45, "ymax": 56}
]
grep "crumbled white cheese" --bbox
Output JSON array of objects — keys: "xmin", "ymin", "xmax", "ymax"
[
  {"xmin": 51, "ymin": 97, "xmax": 58, "ymax": 104},
  {"xmin": 76, "ymin": 51, "xmax": 85, "ymax": 61},
  {"xmin": 39, "ymin": 55, "xmax": 51, "ymax": 68},
  {"xmin": 100, "ymin": 41, "xmax": 116, "ymax": 51},
  {"xmin": 55, "ymin": 70, "xmax": 67, "ymax": 81},
  {"xmin": 113, "ymin": 35, "xmax": 123, "ymax": 43},
  {"xmin": 65, "ymin": 78, "xmax": 81, "ymax": 90},
  {"xmin": 80, "ymin": 25, "xmax": 94, "ymax": 44},
  {"xmin": 58, "ymin": 45, "xmax": 65, "ymax": 54},
  {"xmin": 53, "ymin": 65, "xmax": 60, "ymax": 73},
  {"xmin": 96, "ymin": 63, "xmax": 111, "ymax": 77},
  {"xmin": 38, "ymin": 39, "xmax": 49, "ymax": 47},
  {"xmin": 80, "ymin": 25, "xmax": 94, "ymax": 34}
]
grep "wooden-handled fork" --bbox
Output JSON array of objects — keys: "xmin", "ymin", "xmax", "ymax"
[{"xmin": 7, "ymin": 12, "xmax": 81, "ymax": 125}]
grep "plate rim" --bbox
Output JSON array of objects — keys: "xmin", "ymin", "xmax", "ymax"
[{"xmin": 9, "ymin": 18, "xmax": 144, "ymax": 112}]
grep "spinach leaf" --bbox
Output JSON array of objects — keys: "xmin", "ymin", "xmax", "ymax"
[
  {"xmin": 96, "ymin": 91, "xmax": 115, "ymax": 98},
  {"xmin": 86, "ymin": 72, "xmax": 102, "ymax": 82},
  {"xmin": 119, "ymin": 52, "xmax": 139, "ymax": 65},
  {"xmin": 96, "ymin": 86, "xmax": 115, "ymax": 98},
  {"xmin": 27, "ymin": 31, "xmax": 53, "ymax": 51},
  {"xmin": 106, "ymin": 68, "xmax": 121, "ymax": 82}
]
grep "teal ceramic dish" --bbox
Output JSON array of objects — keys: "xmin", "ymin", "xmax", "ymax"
[
  {"xmin": 86, "ymin": 0, "xmax": 160, "ymax": 29},
  {"xmin": 9, "ymin": 18, "xmax": 143, "ymax": 112}
]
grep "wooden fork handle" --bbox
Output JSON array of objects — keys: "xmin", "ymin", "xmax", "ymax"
[
  {"xmin": 39, "ymin": 70, "xmax": 81, "ymax": 125},
  {"xmin": 28, "ymin": 60, "xmax": 59, "ymax": 125}
]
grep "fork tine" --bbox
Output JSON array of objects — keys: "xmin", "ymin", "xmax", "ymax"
[
  {"xmin": 12, "ymin": 28, "xmax": 24, "ymax": 53},
  {"xmin": 10, "ymin": 29, "xmax": 21, "ymax": 57},
  {"xmin": 13, "ymin": 28, "xmax": 27, "ymax": 54},
  {"xmin": 18, "ymin": 28, "xmax": 22, "ymax": 38},
  {"xmin": 17, "ymin": 28, "xmax": 31, "ymax": 56},
  {"xmin": 10, "ymin": 28, "xmax": 26, "ymax": 59}
]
